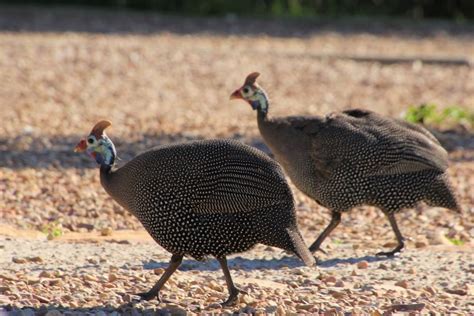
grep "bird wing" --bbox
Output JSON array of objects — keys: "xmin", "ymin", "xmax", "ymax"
[
  {"xmin": 371, "ymin": 122, "xmax": 448, "ymax": 175},
  {"xmin": 280, "ymin": 109, "xmax": 448, "ymax": 177},
  {"xmin": 338, "ymin": 109, "xmax": 449, "ymax": 175},
  {"xmin": 190, "ymin": 148, "xmax": 292, "ymax": 214},
  {"xmin": 393, "ymin": 118, "xmax": 442, "ymax": 145}
]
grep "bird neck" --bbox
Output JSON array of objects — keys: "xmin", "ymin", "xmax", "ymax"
[
  {"xmin": 253, "ymin": 90, "xmax": 269, "ymax": 124},
  {"xmin": 253, "ymin": 89, "xmax": 269, "ymax": 115},
  {"xmin": 256, "ymin": 94, "xmax": 270, "ymax": 125},
  {"xmin": 99, "ymin": 162, "xmax": 132, "ymax": 212},
  {"xmin": 96, "ymin": 138, "xmax": 127, "ymax": 209},
  {"xmin": 95, "ymin": 136, "xmax": 116, "ymax": 168},
  {"xmin": 257, "ymin": 108, "xmax": 268, "ymax": 123},
  {"xmin": 99, "ymin": 157, "xmax": 115, "ymax": 198},
  {"xmin": 100, "ymin": 163, "xmax": 113, "ymax": 175},
  {"xmin": 256, "ymin": 99, "xmax": 275, "ymax": 147}
]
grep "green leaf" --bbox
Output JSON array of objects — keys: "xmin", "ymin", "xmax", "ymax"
[{"xmin": 446, "ymin": 237, "xmax": 464, "ymax": 246}]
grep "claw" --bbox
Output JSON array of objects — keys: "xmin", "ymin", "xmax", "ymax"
[
  {"xmin": 221, "ymin": 287, "xmax": 246, "ymax": 306},
  {"xmin": 317, "ymin": 248, "xmax": 327, "ymax": 255},
  {"xmin": 310, "ymin": 247, "xmax": 327, "ymax": 255}
]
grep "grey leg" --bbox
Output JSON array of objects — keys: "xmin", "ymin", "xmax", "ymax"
[
  {"xmin": 217, "ymin": 257, "xmax": 247, "ymax": 306},
  {"xmin": 136, "ymin": 253, "xmax": 183, "ymax": 301},
  {"xmin": 309, "ymin": 211, "xmax": 341, "ymax": 253},
  {"xmin": 376, "ymin": 212, "xmax": 405, "ymax": 257}
]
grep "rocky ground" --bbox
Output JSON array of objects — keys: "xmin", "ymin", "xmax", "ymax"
[
  {"xmin": 1, "ymin": 227, "xmax": 473, "ymax": 315},
  {"xmin": 1, "ymin": 5, "xmax": 473, "ymax": 315}
]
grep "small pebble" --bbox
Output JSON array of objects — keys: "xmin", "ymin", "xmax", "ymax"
[
  {"xmin": 154, "ymin": 268, "xmax": 165, "ymax": 275},
  {"xmin": 101, "ymin": 227, "xmax": 113, "ymax": 236},
  {"xmin": 108, "ymin": 273, "xmax": 118, "ymax": 282},
  {"xmin": 323, "ymin": 276, "xmax": 337, "ymax": 283},
  {"xmin": 357, "ymin": 261, "xmax": 369, "ymax": 269},
  {"xmin": 12, "ymin": 257, "xmax": 27, "ymax": 264},
  {"xmin": 395, "ymin": 280, "xmax": 409, "ymax": 289},
  {"xmin": 415, "ymin": 241, "xmax": 428, "ymax": 248},
  {"xmin": 207, "ymin": 302, "xmax": 222, "ymax": 309},
  {"xmin": 335, "ymin": 280, "xmax": 345, "ymax": 287}
]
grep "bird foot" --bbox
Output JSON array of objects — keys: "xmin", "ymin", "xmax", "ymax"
[
  {"xmin": 317, "ymin": 248, "xmax": 327, "ymax": 255},
  {"xmin": 375, "ymin": 243, "xmax": 405, "ymax": 257},
  {"xmin": 312, "ymin": 255, "xmax": 320, "ymax": 265},
  {"xmin": 309, "ymin": 246, "xmax": 327, "ymax": 255},
  {"xmin": 221, "ymin": 287, "xmax": 247, "ymax": 306},
  {"xmin": 376, "ymin": 247, "xmax": 403, "ymax": 257},
  {"xmin": 135, "ymin": 290, "xmax": 161, "ymax": 302}
]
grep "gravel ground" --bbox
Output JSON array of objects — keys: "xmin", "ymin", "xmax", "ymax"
[
  {"xmin": 1, "ymin": 5, "xmax": 473, "ymax": 315},
  {"xmin": 0, "ymin": 229, "xmax": 473, "ymax": 315}
]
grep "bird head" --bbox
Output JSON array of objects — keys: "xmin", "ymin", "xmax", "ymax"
[
  {"xmin": 74, "ymin": 120, "xmax": 116, "ymax": 166},
  {"xmin": 230, "ymin": 72, "xmax": 269, "ymax": 113}
]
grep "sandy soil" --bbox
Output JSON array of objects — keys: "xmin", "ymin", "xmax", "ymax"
[{"xmin": 1, "ymin": 5, "xmax": 473, "ymax": 315}]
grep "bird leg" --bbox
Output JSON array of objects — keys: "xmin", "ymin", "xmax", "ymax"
[
  {"xmin": 136, "ymin": 254, "xmax": 183, "ymax": 301},
  {"xmin": 309, "ymin": 212, "xmax": 341, "ymax": 253},
  {"xmin": 376, "ymin": 213, "xmax": 405, "ymax": 257},
  {"xmin": 217, "ymin": 257, "xmax": 247, "ymax": 306}
]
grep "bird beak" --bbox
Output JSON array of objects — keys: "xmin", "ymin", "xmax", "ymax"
[
  {"xmin": 74, "ymin": 139, "xmax": 87, "ymax": 153},
  {"xmin": 230, "ymin": 89, "xmax": 243, "ymax": 100}
]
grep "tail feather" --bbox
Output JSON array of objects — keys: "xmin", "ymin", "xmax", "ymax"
[
  {"xmin": 286, "ymin": 228, "xmax": 316, "ymax": 267},
  {"xmin": 426, "ymin": 176, "xmax": 462, "ymax": 213}
]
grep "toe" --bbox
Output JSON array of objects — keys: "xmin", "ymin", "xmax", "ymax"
[
  {"xmin": 135, "ymin": 291, "xmax": 160, "ymax": 301},
  {"xmin": 221, "ymin": 287, "xmax": 245, "ymax": 306}
]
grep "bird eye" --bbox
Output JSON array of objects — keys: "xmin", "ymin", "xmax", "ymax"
[
  {"xmin": 243, "ymin": 87, "xmax": 250, "ymax": 94},
  {"xmin": 87, "ymin": 137, "xmax": 95, "ymax": 144}
]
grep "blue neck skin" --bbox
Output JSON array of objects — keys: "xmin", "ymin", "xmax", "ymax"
[
  {"xmin": 88, "ymin": 136, "xmax": 117, "ymax": 169},
  {"xmin": 250, "ymin": 90, "xmax": 269, "ymax": 114}
]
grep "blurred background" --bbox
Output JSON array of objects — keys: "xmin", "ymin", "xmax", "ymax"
[
  {"xmin": 0, "ymin": 0, "xmax": 472, "ymax": 247},
  {"xmin": 2, "ymin": 0, "xmax": 474, "ymax": 19}
]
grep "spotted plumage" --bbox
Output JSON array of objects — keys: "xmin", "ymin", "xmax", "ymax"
[
  {"xmin": 75, "ymin": 120, "xmax": 314, "ymax": 306},
  {"xmin": 231, "ymin": 73, "xmax": 461, "ymax": 257}
]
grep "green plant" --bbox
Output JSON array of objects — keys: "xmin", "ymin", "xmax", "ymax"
[
  {"xmin": 404, "ymin": 103, "xmax": 438, "ymax": 124},
  {"xmin": 446, "ymin": 237, "xmax": 464, "ymax": 246},
  {"xmin": 332, "ymin": 239, "xmax": 343, "ymax": 245},
  {"xmin": 41, "ymin": 221, "xmax": 64, "ymax": 239},
  {"xmin": 404, "ymin": 104, "xmax": 474, "ymax": 129}
]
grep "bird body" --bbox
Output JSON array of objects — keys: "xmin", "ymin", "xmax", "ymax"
[
  {"xmin": 100, "ymin": 139, "xmax": 310, "ymax": 261},
  {"xmin": 231, "ymin": 72, "xmax": 460, "ymax": 257},
  {"xmin": 75, "ymin": 121, "xmax": 314, "ymax": 305},
  {"xmin": 258, "ymin": 110, "xmax": 457, "ymax": 213}
]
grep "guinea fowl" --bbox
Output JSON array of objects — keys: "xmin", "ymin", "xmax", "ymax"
[
  {"xmin": 74, "ymin": 120, "xmax": 314, "ymax": 305},
  {"xmin": 230, "ymin": 72, "xmax": 461, "ymax": 257}
]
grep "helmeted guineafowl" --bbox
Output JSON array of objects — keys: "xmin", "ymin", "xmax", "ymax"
[
  {"xmin": 231, "ymin": 72, "xmax": 461, "ymax": 257},
  {"xmin": 74, "ymin": 120, "xmax": 314, "ymax": 305}
]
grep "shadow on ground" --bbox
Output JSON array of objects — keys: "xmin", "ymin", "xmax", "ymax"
[
  {"xmin": 1, "ymin": 127, "xmax": 472, "ymax": 169},
  {"xmin": 317, "ymin": 254, "xmax": 393, "ymax": 268},
  {"xmin": 1, "ymin": 5, "xmax": 473, "ymax": 39},
  {"xmin": 0, "ymin": 133, "xmax": 272, "ymax": 169},
  {"xmin": 433, "ymin": 129, "xmax": 474, "ymax": 162},
  {"xmin": 142, "ymin": 255, "xmax": 306, "ymax": 272},
  {"xmin": 1, "ymin": 304, "xmax": 195, "ymax": 315},
  {"xmin": 141, "ymin": 254, "xmax": 393, "ymax": 272}
]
